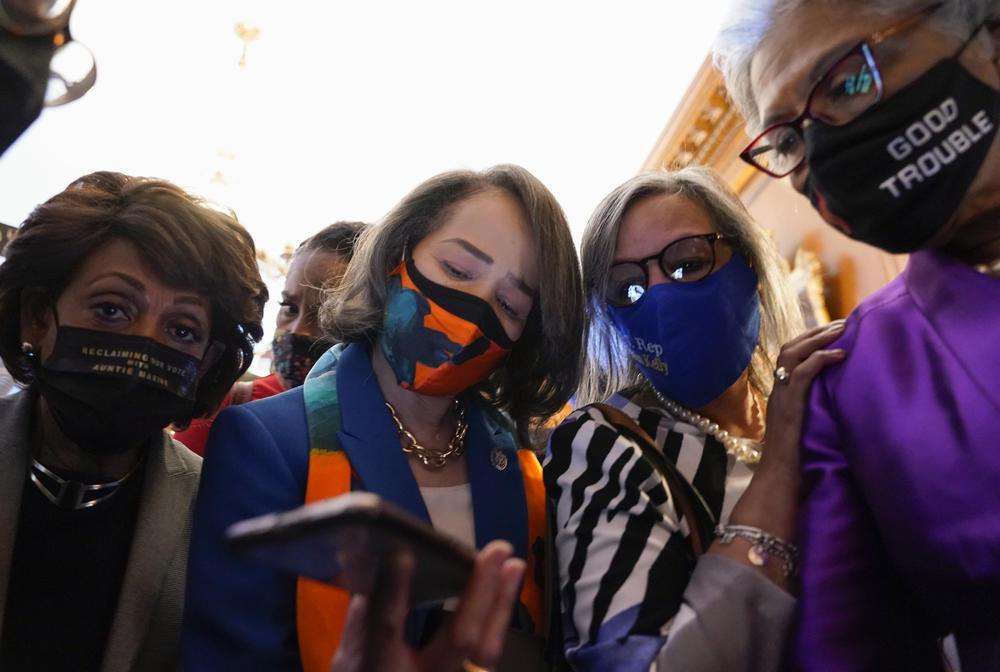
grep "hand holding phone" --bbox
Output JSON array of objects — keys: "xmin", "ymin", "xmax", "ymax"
[
  {"xmin": 225, "ymin": 491, "xmax": 476, "ymax": 605},
  {"xmin": 331, "ymin": 540, "xmax": 526, "ymax": 672}
]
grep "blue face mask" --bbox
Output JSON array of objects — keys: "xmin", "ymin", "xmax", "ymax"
[{"xmin": 608, "ymin": 254, "xmax": 761, "ymax": 408}]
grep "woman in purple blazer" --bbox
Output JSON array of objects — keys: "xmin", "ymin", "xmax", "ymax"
[{"xmin": 715, "ymin": 1, "xmax": 1000, "ymax": 669}]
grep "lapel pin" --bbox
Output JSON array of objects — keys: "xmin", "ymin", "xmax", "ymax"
[{"xmin": 490, "ymin": 446, "xmax": 508, "ymax": 471}]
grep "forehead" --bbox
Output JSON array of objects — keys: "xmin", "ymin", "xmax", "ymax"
[
  {"xmin": 70, "ymin": 239, "xmax": 167, "ymax": 287},
  {"xmin": 749, "ymin": 3, "xmax": 897, "ymax": 130},
  {"xmin": 615, "ymin": 192, "xmax": 715, "ymax": 260},
  {"xmin": 285, "ymin": 249, "xmax": 346, "ymax": 293},
  {"xmin": 63, "ymin": 238, "xmax": 210, "ymax": 307},
  {"xmin": 423, "ymin": 189, "xmax": 537, "ymax": 278},
  {"xmin": 432, "ymin": 189, "xmax": 529, "ymax": 239}
]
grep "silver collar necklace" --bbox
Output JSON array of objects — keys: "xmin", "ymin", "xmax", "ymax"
[{"xmin": 30, "ymin": 458, "xmax": 140, "ymax": 510}]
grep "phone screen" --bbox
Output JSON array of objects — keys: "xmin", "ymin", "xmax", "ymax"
[{"xmin": 226, "ymin": 492, "xmax": 476, "ymax": 605}]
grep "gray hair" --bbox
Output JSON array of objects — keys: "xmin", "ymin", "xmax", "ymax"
[
  {"xmin": 713, "ymin": 0, "xmax": 998, "ymax": 133},
  {"xmin": 578, "ymin": 166, "xmax": 804, "ymax": 405},
  {"xmin": 320, "ymin": 164, "xmax": 585, "ymax": 443}
]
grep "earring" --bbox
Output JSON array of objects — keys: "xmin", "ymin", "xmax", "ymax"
[{"xmin": 21, "ymin": 341, "xmax": 36, "ymax": 358}]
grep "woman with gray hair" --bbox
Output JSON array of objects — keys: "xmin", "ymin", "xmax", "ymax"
[
  {"xmin": 714, "ymin": 1, "xmax": 1000, "ymax": 669},
  {"xmin": 545, "ymin": 167, "xmax": 845, "ymax": 671}
]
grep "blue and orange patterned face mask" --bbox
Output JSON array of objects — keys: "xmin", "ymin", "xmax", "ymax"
[{"xmin": 377, "ymin": 259, "xmax": 514, "ymax": 397}]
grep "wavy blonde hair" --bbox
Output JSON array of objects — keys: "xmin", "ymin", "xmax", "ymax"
[{"xmin": 578, "ymin": 166, "xmax": 804, "ymax": 405}]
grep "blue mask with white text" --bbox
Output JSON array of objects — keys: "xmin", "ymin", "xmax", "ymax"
[{"xmin": 608, "ymin": 254, "xmax": 761, "ymax": 409}]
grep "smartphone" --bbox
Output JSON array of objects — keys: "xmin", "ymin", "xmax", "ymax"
[{"xmin": 225, "ymin": 491, "xmax": 476, "ymax": 605}]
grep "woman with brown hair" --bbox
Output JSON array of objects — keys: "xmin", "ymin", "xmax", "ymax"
[
  {"xmin": 0, "ymin": 171, "xmax": 267, "ymax": 671},
  {"xmin": 185, "ymin": 164, "xmax": 585, "ymax": 672}
]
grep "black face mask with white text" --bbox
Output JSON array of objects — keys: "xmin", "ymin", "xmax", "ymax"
[
  {"xmin": 34, "ymin": 326, "xmax": 203, "ymax": 456},
  {"xmin": 804, "ymin": 57, "xmax": 1000, "ymax": 253}
]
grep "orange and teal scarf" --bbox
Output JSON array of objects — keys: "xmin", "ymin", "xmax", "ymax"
[{"xmin": 296, "ymin": 343, "xmax": 545, "ymax": 672}]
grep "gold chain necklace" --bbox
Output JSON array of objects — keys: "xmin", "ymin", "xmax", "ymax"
[{"xmin": 385, "ymin": 400, "xmax": 468, "ymax": 469}]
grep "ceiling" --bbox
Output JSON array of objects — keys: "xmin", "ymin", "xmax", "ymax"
[{"xmin": 0, "ymin": 0, "xmax": 729, "ymax": 253}]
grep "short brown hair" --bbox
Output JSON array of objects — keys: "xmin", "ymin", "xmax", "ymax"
[
  {"xmin": 321, "ymin": 164, "xmax": 584, "ymax": 443},
  {"xmin": 0, "ymin": 171, "xmax": 268, "ymax": 422}
]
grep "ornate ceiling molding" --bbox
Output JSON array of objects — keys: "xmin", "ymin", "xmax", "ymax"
[
  {"xmin": 0, "ymin": 223, "xmax": 16, "ymax": 252},
  {"xmin": 642, "ymin": 55, "xmax": 760, "ymax": 195}
]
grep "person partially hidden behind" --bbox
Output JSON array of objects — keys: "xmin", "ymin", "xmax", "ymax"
[
  {"xmin": 0, "ymin": 171, "xmax": 267, "ymax": 671},
  {"xmin": 173, "ymin": 220, "xmax": 368, "ymax": 456}
]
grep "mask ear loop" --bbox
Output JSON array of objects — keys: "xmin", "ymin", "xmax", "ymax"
[
  {"xmin": 987, "ymin": 17, "xmax": 1000, "ymax": 68},
  {"xmin": 954, "ymin": 18, "xmax": 993, "ymax": 60}
]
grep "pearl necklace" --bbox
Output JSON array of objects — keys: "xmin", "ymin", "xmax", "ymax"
[
  {"xmin": 651, "ymin": 389, "xmax": 762, "ymax": 465},
  {"xmin": 975, "ymin": 258, "xmax": 1000, "ymax": 279}
]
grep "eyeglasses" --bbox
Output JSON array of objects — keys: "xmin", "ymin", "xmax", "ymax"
[
  {"xmin": 605, "ymin": 233, "xmax": 724, "ymax": 307},
  {"xmin": 0, "ymin": 0, "xmax": 74, "ymax": 35},
  {"xmin": 0, "ymin": 0, "xmax": 96, "ymax": 107},
  {"xmin": 740, "ymin": 2, "xmax": 943, "ymax": 178}
]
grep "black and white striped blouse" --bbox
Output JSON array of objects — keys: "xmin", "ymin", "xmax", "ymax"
[{"xmin": 543, "ymin": 390, "xmax": 755, "ymax": 671}]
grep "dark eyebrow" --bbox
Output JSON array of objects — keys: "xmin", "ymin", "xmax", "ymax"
[
  {"xmin": 92, "ymin": 271, "xmax": 146, "ymax": 292},
  {"xmin": 443, "ymin": 238, "xmax": 493, "ymax": 264},
  {"xmin": 760, "ymin": 37, "xmax": 856, "ymax": 129},
  {"xmin": 93, "ymin": 271, "xmax": 208, "ymax": 309},
  {"xmin": 506, "ymin": 273, "xmax": 538, "ymax": 299}
]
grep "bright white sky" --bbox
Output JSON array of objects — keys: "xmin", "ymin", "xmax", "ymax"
[
  {"xmin": 0, "ymin": 1, "xmax": 729, "ymax": 370},
  {"xmin": 0, "ymin": 0, "xmax": 730, "ymax": 248}
]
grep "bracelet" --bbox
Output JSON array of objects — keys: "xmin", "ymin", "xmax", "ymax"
[{"xmin": 715, "ymin": 525, "xmax": 799, "ymax": 578}]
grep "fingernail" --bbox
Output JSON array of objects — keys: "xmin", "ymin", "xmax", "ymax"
[{"xmin": 830, "ymin": 348, "xmax": 847, "ymax": 356}]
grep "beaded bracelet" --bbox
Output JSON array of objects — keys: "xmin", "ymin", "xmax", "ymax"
[{"xmin": 715, "ymin": 525, "xmax": 799, "ymax": 578}]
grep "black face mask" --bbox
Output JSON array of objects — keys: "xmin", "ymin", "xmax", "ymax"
[
  {"xmin": 270, "ymin": 329, "xmax": 330, "ymax": 389},
  {"xmin": 34, "ymin": 326, "xmax": 204, "ymax": 455},
  {"xmin": 804, "ymin": 57, "xmax": 1000, "ymax": 253},
  {"xmin": 0, "ymin": 29, "xmax": 53, "ymax": 156}
]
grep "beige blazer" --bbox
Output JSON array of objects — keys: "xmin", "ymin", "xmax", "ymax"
[{"xmin": 0, "ymin": 390, "xmax": 201, "ymax": 671}]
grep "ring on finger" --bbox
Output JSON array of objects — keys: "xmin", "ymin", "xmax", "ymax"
[
  {"xmin": 774, "ymin": 365, "xmax": 790, "ymax": 384},
  {"xmin": 461, "ymin": 659, "xmax": 492, "ymax": 672}
]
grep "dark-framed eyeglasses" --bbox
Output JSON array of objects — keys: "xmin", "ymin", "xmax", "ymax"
[
  {"xmin": 739, "ymin": 1, "xmax": 943, "ymax": 178},
  {"xmin": 605, "ymin": 233, "xmax": 725, "ymax": 308},
  {"xmin": 0, "ymin": 0, "xmax": 96, "ymax": 107}
]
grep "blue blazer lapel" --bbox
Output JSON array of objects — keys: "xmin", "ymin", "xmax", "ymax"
[
  {"xmin": 334, "ymin": 344, "xmax": 430, "ymax": 524},
  {"xmin": 331, "ymin": 345, "xmax": 529, "ymax": 558},
  {"xmin": 465, "ymin": 403, "xmax": 528, "ymax": 560}
]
